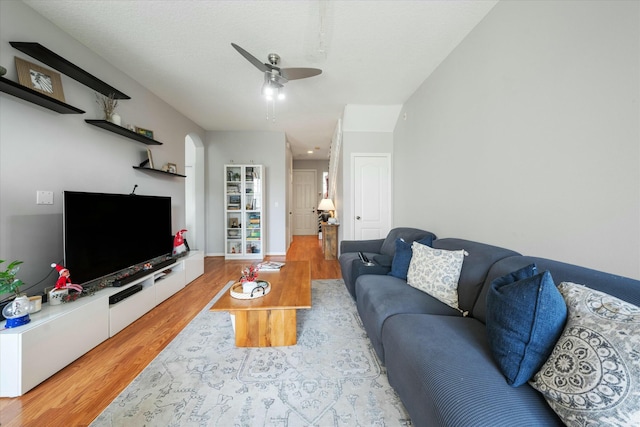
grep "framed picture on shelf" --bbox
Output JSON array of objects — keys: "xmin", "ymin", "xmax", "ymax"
[
  {"xmin": 15, "ymin": 57, "xmax": 65, "ymax": 102},
  {"xmin": 229, "ymin": 217, "xmax": 239, "ymax": 228},
  {"xmin": 135, "ymin": 126, "xmax": 154, "ymax": 139}
]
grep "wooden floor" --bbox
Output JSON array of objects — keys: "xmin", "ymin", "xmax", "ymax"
[{"xmin": 0, "ymin": 235, "xmax": 341, "ymax": 427}]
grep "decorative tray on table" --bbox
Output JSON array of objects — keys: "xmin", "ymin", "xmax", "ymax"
[{"xmin": 230, "ymin": 280, "xmax": 271, "ymax": 300}]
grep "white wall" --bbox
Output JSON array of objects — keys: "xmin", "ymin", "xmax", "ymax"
[
  {"xmin": 205, "ymin": 130, "xmax": 287, "ymax": 256},
  {"xmin": 0, "ymin": 1, "xmax": 205, "ymax": 296},
  {"xmin": 393, "ymin": 0, "xmax": 640, "ymax": 279},
  {"xmin": 339, "ymin": 105, "xmax": 400, "ymax": 241}
]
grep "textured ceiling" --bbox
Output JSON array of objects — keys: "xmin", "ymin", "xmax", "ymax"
[{"xmin": 22, "ymin": 0, "xmax": 497, "ymax": 158}]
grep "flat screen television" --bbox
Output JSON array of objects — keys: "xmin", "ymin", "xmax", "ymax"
[{"xmin": 63, "ymin": 191, "xmax": 173, "ymax": 285}]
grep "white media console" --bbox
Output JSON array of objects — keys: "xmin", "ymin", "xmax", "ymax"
[{"xmin": 0, "ymin": 251, "xmax": 204, "ymax": 397}]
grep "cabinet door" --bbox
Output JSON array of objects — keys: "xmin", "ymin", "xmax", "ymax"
[
  {"xmin": 224, "ymin": 165, "xmax": 264, "ymax": 259},
  {"xmin": 225, "ymin": 166, "xmax": 243, "ymax": 256},
  {"xmin": 244, "ymin": 166, "xmax": 262, "ymax": 256},
  {"xmin": 22, "ymin": 298, "xmax": 109, "ymax": 394}
]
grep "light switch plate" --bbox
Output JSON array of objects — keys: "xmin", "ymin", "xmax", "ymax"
[{"xmin": 37, "ymin": 190, "xmax": 54, "ymax": 205}]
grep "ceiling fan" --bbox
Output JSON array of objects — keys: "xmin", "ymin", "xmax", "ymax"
[{"xmin": 231, "ymin": 43, "xmax": 322, "ymax": 100}]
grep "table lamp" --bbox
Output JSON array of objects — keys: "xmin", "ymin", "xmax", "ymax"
[{"xmin": 318, "ymin": 198, "xmax": 335, "ymax": 222}]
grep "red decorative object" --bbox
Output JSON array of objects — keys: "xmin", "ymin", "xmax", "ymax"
[
  {"xmin": 240, "ymin": 265, "xmax": 259, "ymax": 283},
  {"xmin": 50, "ymin": 263, "xmax": 83, "ymax": 293},
  {"xmin": 172, "ymin": 229, "xmax": 188, "ymax": 256}
]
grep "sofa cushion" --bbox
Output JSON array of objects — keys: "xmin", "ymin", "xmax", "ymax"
[
  {"xmin": 355, "ymin": 274, "xmax": 462, "ymax": 363},
  {"xmin": 529, "ymin": 282, "xmax": 640, "ymax": 426},
  {"xmin": 388, "ymin": 235, "xmax": 435, "ymax": 280},
  {"xmin": 379, "ymin": 227, "xmax": 436, "ymax": 257},
  {"xmin": 475, "ymin": 255, "xmax": 640, "ymax": 323},
  {"xmin": 382, "ymin": 314, "xmax": 563, "ymax": 427},
  {"xmin": 486, "ymin": 265, "xmax": 567, "ymax": 387},
  {"xmin": 432, "ymin": 238, "xmax": 521, "ymax": 314},
  {"xmin": 407, "ymin": 242, "xmax": 466, "ymax": 312}
]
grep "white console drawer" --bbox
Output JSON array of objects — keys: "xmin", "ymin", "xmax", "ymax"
[
  {"xmin": 185, "ymin": 251, "xmax": 204, "ymax": 284},
  {"xmin": 109, "ymin": 285, "xmax": 155, "ymax": 337},
  {"xmin": 155, "ymin": 269, "xmax": 185, "ymax": 304},
  {"xmin": 1, "ymin": 296, "xmax": 109, "ymax": 396}
]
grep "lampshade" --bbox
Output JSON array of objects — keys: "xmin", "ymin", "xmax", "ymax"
[{"xmin": 318, "ymin": 198, "xmax": 335, "ymax": 211}]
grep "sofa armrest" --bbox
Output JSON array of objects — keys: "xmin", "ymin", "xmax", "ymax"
[
  {"xmin": 351, "ymin": 259, "xmax": 391, "ymax": 292},
  {"xmin": 373, "ymin": 254, "xmax": 393, "ymax": 268},
  {"xmin": 340, "ymin": 238, "xmax": 385, "ymax": 254}
]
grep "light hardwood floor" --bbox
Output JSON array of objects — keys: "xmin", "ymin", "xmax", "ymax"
[{"xmin": 0, "ymin": 235, "xmax": 341, "ymax": 427}]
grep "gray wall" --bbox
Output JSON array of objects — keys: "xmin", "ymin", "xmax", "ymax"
[
  {"xmin": 206, "ymin": 131, "xmax": 287, "ymax": 256},
  {"xmin": 393, "ymin": 0, "xmax": 639, "ymax": 279},
  {"xmin": 0, "ymin": 1, "xmax": 205, "ymax": 298}
]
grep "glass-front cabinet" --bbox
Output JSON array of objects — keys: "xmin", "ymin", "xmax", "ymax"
[{"xmin": 224, "ymin": 165, "xmax": 264, "ymax": 259}]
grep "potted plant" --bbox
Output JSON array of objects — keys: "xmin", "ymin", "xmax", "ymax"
[
  {"xmin": 240, "ymin": 264, "xmax": 259, "ymax": 293},
  {"xmin": 95, "ymin": 92, "xmax": 119, "ymax": 123},
  {"xmin": 0, "ymin": 260, "xmax": 32, "ymax": 328},
  {"xmin": 0, "ymin": 259, "xmax": 24, "ymax": 297}
]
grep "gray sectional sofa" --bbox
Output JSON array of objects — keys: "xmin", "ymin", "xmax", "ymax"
[{"xmin": 339, "ymin": 230, "xmax": 640, "ymax": 427}]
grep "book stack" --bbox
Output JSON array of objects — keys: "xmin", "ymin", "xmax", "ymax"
[{"xmin": 246, "ymin": 214, "xmax": 261, "ymax": 240}]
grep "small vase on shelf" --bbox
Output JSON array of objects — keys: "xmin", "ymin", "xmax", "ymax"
[
  {"xmin": 110, "ymin": 112, "xmax": 121, "ymax": 126},
  {"xmin": 96, "ymin": 92, "xmax": 118, "ymax": 124}
]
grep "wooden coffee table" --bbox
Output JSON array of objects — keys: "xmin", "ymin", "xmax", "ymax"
[{"xmin": 210, "ymin": 260, "xmax": 311, "ymax": 347}]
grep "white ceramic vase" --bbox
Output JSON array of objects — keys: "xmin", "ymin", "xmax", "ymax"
[
  {"xmin": 242, "ymin": 280, "xmax": 257, "ymax": 294},
  {"xmin": 110, "ymin": 112, "xmax": 121, "ymax": 126}
]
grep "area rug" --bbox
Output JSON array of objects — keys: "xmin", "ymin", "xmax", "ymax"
[{"xmin": 91, "ymin": 279, "xmax": 411, "ymax": 426}]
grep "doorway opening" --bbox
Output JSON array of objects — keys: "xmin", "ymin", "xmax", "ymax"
[{"xmin": 185, "ymin": 134, "xmax": 205, "ymax": 252}]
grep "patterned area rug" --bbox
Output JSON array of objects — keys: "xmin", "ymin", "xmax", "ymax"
[{"xmin": 91, "ymin": 279, "xmax": 411, "ymax": 426}]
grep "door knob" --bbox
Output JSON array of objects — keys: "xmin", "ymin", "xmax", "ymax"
[{"xmin": 356, "ymin": 216, "xmax": 361, "ymax": 220}]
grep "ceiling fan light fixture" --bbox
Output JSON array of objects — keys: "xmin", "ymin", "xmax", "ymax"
[
  {"xmin": 262, "ymin": 76, "xmax": 274, "ymax": 98},
  {"xmin": 262, "ymin": 72, "xmax": 286, "ymax": 101},
  {"xmin": 262, "ymin": 82, "xmax": 285, "ymax": 102}
]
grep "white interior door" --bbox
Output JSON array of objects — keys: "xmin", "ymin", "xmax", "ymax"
[
  {"xmin": 353, "ymin": 154, "xmax": 391, "ymax": 240},
  {"xmin": 292, "ymin": 169, "xmax": 318, "ymax": 235}
]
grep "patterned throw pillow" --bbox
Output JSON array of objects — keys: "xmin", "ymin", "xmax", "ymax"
[
  {"xmin": 406, "ymin": 242, "xmax": 465, "ymax": 312},
  {"xmin": 529, "ymin": 282, "xmax": 640, "ymax": 426}
]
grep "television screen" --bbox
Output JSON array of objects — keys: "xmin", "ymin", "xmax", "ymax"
[{"xmin": 63, "ymin": 191, "xmax": 173, "ymax": 285}]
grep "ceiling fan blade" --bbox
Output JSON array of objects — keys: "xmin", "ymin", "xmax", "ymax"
[
  {"xmin": 231, "ymin": 43, "xmax": 272, "ymax": 73},
  {"xmin": 280, "ymin": 67, "xmax": 322, "ymax": 80}
]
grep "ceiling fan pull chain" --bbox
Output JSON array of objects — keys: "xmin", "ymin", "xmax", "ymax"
[
  {"xmin": 272, "ymin": 100, "xmax": 276, "ymax": 123},
  {"xmin": 265, "ymin": 98, "xmax": 276, "ymax": 123}
]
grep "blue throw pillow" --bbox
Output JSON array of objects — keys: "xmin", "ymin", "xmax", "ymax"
[
  {"xmin": 388, "ymin": 236, "xmax": 434, "ymax": 280},
  {"xmin": 486, "ymin": 264, "xmax": 567, "ymax": 387}
]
